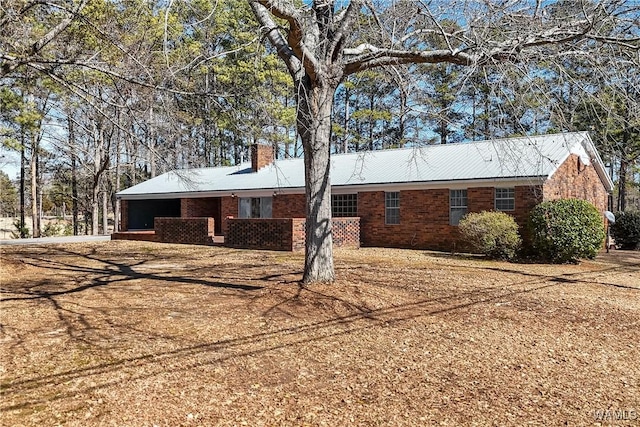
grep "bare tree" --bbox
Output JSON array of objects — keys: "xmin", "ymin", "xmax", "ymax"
[{"xmin": 249, "ymin": 0, "xmax": 639, "ymax": 283}]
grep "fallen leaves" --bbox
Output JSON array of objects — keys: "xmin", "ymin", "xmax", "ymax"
[{"xmin": 0, "ymin": 242, "xmax": 638, "ymax": 426}]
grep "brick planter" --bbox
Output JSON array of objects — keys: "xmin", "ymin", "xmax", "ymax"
[
  {"xmin": 154, "ymin": 217, "xmax": 215, "ymax": 245},
  {"xmin": 226, "ymin": 217, "xmax": 360, "ymax": 251}
]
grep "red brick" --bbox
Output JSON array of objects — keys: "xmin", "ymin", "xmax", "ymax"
[
  {"xmin": 120, "ymin": 200, "xmax": 129, "ymax": 231},
  {"xmin": 273, "ymin": 193, "xmax": 306, "ymax": 217},
  {"xmin": 543, "ymin": 154, "xmax": 608, "ymax": 213},
  {"xmin": 220, "ymin": 196, "xmax": 239, "ymax": 235},
  {"xmin": 154, "ymin": 217, "xmax": 215, "ymax": 245},
  {"xmin": 251, "ymin": 144, "xmax": 274, "ymax": 171},
  {"xmin": 120, "ymin": 154, "xmax": 609, "ymax": 251},
  {"xmin": 226, "ymin": 217, "xmax": 360, "ymax": 251}
]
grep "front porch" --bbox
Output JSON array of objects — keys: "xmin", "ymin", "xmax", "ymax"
[
  {"xmin": 112, "ymin": 217, "xmax": 360, "ymax": 251},
  {"xmin": 112, "ymin": 217, "xmax": 225, "ymax": 246}
]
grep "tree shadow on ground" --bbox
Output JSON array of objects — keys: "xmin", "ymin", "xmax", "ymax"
[
  {"xmin": 2, "ymin": 246, "xmax": 263, "ymax": 303},
  {"xmin": 1, "ymin": 243, "xmax": 637, "ymax": 414},
  {"xmin": 1, "ymin": 276, "xmax": 560, "ymax": 413},
  {"xmin": 422, "ymin": 250, "xmax": 639, "ymax": 291}
]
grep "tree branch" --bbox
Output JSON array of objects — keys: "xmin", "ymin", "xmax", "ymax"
[
  {"xmin": 250, "ymin": 1, "xmax": 323, "ymax": 83},
  {"xmin": 344, "ymin": 48, "xmax": 473, "ymax": 75},
  {"xmin": 1, "ymin": 0, "xmax": 89, "ymax": 77},
  {"xmin": 31, "ymin": 0, "xmax": 89, "ymax": 55},
  {"xmin": 328, "ymin": 0, "xmax": 361, "ymax": 63},
  {"xmin": 249, "ymin": 1, "xmax": 301, "ymax": 77}
]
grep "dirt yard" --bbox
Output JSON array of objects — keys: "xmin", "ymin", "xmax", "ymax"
[{"xmin": 1, "ymin": 241, "xmax": 638, "ymax": 426}]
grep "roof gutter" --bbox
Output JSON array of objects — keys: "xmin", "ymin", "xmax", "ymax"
[{"xmin": 116, "ymin": 176, "xmax": 547, "ymax": 200}]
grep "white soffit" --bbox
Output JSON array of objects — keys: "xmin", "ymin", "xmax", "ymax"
[{"xmin": 117, "ymin": 132, "xmax": 597, "ymax": 198}]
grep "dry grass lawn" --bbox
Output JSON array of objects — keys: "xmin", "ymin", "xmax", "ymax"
[{"xmin": 1, "ymin": 241, "xmax": 639, "ymax": 426}]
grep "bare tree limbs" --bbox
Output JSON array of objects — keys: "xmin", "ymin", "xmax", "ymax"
[
  {"xmin": 0, "ymin": 0, "xmax": 89, "ymax": 76},
  {"xmin": 251, "ymin": 0, "xmax": 639, "ymax": 84},
  {"xmin": 248, "ymin": 0, "xmax": 639, "ymax": 283},
  {"xmin": 249, "ymin": 1, "xmax": 303, "ymax": 78}
]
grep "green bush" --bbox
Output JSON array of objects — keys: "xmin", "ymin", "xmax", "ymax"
[
  {"xmin": 459, "ymin": 211, "xmax": 521, "ymax": 260},
  {"xmin": 610, "ymin": 211, "xmax": 640, "ymax": 250},
  {"xmin": 63, "ymin": 222, "xmax": 74, "ymax": 236},
  {"xmin": 42, "ymin": 222, "xmax": 62, "ymax": 237},
  {"xmin": 11, "ymin": 220, "xmax": 30, "ymax": 239},
  {"xmin": 528, "ymin": 199, "xmax": 605, "ymax": 263}
]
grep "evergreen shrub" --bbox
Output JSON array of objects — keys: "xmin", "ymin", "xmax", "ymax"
[
  {"xmin": 459, "ymin": 211, "xmax": 521, "ymax": 260},
  {"xmin": 528, "ymin": 199, "xmax": 605, "ymax": 263},
  {"xmin": 610, "ymin": 211, "xmax": 640, "ymax": 250}
]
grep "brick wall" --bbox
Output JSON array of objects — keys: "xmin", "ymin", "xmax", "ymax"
[
  {"xmin": 543, "ymin": 154, "xmax": 608, "ymax": 214},
  {"xmin": 292, "ymin": 218, "xmax": 305, "ymax": 251},
  {"xmin": 465, "ymin": 185, "xmax": 543, "ymax": 245},
  {"xmin": 515, "ymin": 185, "xmax": 544, "ymax": 224},
  {"xmin": 251, "ymin": 144, "xmax": 274, "ymax": 171},
  {"xmin": 358, "ymin": 189, "xmax": 453, "ymax": 251},
  {"xmin": 355, "ymin": 161, "xmax": 605, "ymax": 252},
  {"xmin": 181, "ymin": 198, "xmax": 220, "ymax": 217},
  {"xmin": 226, "ymin": 218, "xmax": 294, "ymax": 251},
  {"xmin": 154, "ymin": 217, "xmax": 215, "ymax": 245},
  {"xmin": 220, "ymin": 196, "xmax": 239, "ymax": 235},
  {"xmin": 292, "ymin": 217, "xmax": 360, "ymax": 251},
  {"xmin": 218, "ymin": 194, "xmax": 306, "ymax": 235},
  {"xmin": 273, "ymin": 193, "xmax": 306, "ymax": 218},
  {"xmin": 467, "ymin": 187, "xmax": 493, "ymax": 212},
  {"xmin": 357, "ymin": 186, "xmax": 545, "ymax": 252},
  {"xmin": 226, "ymin": 217, "xmax": 360, "ymax": 251},
  {"xmin": 330, "ymin": 217, "xmax": 361, "ymax": 248},
  {"xmin": 120, "ymin": 200, "xmax": 129, "ymax": 231}
]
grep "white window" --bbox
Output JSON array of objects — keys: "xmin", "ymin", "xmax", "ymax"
[
  {"xmin": 239, "ymin": 197, "xmax": 272, "ymax": 218},
  {"xmin": 450, "ymin": 189, "xmax": 468, "ymax": 225},
  {"xmin": 332, "ymin": 194, "xmax": 358, "ymax": 217},
  {"xmin": 385, "ymin": 192, "xmax": 400, "ymax": 225},
  {"xmin": 495, "ymin": 188, "xmax": 515, "ymax": 211}
]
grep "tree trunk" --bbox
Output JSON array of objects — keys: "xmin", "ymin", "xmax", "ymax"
[
  {"xmin": 297, "ymin": 76, "xmax": 336, "ymax": 283},
  {"xmin": 19, "ymin": 133, "xmax": 26, "ymax": 237},
  {"xmin": 148, "ymin": 106, "xmax": 157, "ymax": 178},
  {"xmin": 92, "ymin": 184, "xmax": 99, "ymax": 235},
  {"xmin": 92, "ymin": 122, "xmax": 102, "ymax": 236},
  {"xmin": 102, "ymin": 190, "xmax": 108, "ymax": 234},
  {"xmin": 398, "ymin": 82, "xmax": 408, "ymax": 146},
  {"xmin": 71, "ymin": 147, "xmax": 78, "ymax": 235},
  {"xmin": 37, "ymin": 164, "xmax": 43, "ymax": 233},
  {"xmin": 483, "ymin": 87, "xmax": 490, "ymax": 140},
  {"xmin": 616, "ymin": 122, "xmax": 632, "ymax": 212},
  {"xmin": 368, "ymin": 92, "xmax": 374, "ymax": 150},
  {"xmin": 114, "ymin": 138, "xmax": 121, "ymax": 232},
  {"xmin": 618, "ymin": 157, "xmax": 627, "ymax": 212},
  {"xmin": 30, "ymin": 138, "xmax": 40, "ymax": 238},
  {"xmin": 343, "ymin": 87, "xmax": 350, "ymax": 153}
]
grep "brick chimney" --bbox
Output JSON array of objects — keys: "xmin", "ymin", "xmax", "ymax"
[{"xmin": 251, "ymin": 144, "xmax": 274, "ymax": 172}]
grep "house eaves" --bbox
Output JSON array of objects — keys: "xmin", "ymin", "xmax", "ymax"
[{"xmin": 117, "ymin": 132, "xmax": 598, "ymax": 200}]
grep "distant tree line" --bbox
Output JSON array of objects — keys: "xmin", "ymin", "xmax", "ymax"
[{"xmin": 1, "ymin": 0, "xmax": 638, "ymax": 240}]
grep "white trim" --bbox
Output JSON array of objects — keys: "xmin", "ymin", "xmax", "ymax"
[
  {"xmin": 336, "ymin": 177, "xmax": 546, "ymax": 192},
  {"xmin": 494, "ymin": 187, "xmax": 516, "ymax": 211},
  {"xmin": 544, "ymin": 133, "xmax": 615, "ymax": 193},
  {"xmin": 449, "ymin": 189, "xmax": 468, "ymax": 226},
  {"xmin": 117, "ymin": 177, "xmax": 546, "ymax": 200},
  {"xmin": 385, "ymin": 191, "xmax": 400, "ymax": 225},
  {"xmin": 580, "ymin": 134, "xmax": 615, "ymax": 192}
]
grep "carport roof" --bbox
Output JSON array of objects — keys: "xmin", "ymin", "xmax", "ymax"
[{"xmin": 117, "ymin": 132, "xmax": 613, "ymax": 199}]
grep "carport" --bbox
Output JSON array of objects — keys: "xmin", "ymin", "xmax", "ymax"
[{"xmin": 126, "ymin": 199, "xmax": 181, "ymax": 230}]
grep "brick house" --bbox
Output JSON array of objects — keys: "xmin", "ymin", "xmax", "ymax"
[{"xmin": 114, "ymin": 132, "xmax": 613, "ymax": 251}]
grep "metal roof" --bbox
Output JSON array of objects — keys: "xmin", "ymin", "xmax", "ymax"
[{"xmin": 117, "ymin": 132, "xmax": 613, "ymax": 199}]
